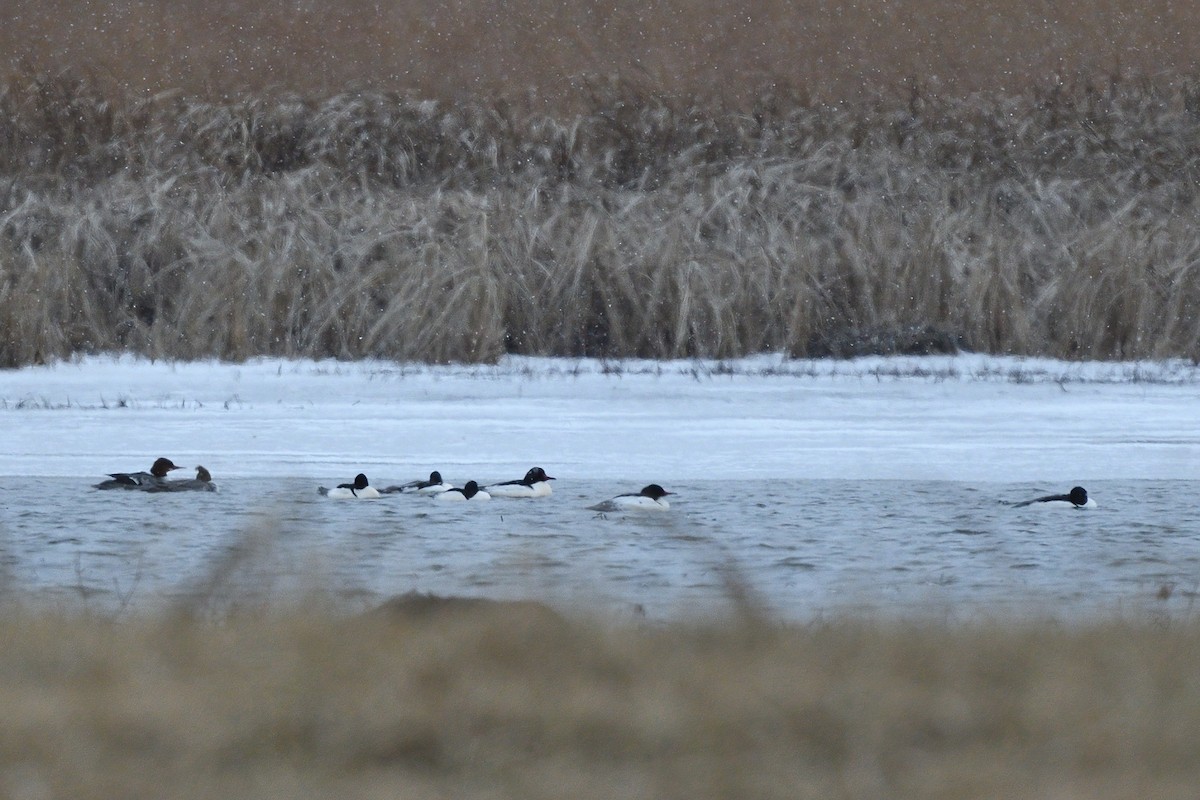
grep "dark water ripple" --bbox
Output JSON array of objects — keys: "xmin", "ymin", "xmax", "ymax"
[{"xmin": 1, "ymin": 479, "xmax": 1199, "ymax": 621}]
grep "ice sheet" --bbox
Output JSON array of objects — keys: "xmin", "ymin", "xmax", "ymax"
[{"xmin": 1, "ymin": 354, "xmax": 1197, "ymax": 481}]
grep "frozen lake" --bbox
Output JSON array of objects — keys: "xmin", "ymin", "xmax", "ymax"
[{"xmin": 2, "ymin": 355, "xmax": 1199, "ymax": 619}]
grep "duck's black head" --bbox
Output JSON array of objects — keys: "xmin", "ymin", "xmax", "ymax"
[
  {"xmin": 525, "ymin": 467, "xmax": 555, "ymax": 482},
  {"xmin": 1069, "ymin": 486, "xmax": 1088, "ymax": 506},
  {"xmin": 642, "ymin": 484, "xmax": 673, "ymax": 499},
  {"xmin": 151, "ymin": 457, "xmax": 182, "ymax": 477},
  {"xmin": 429, "ymin": 471, "xmax": 443, "ymax": 483},
  {"xmin": 353, "ymin": 473, "xmax": 370, "ymax": 490}
]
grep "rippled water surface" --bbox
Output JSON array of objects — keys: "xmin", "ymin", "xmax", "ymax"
[{"xmin": 4, "ymin": 479, "xmax": 1199, "ymax": 621}]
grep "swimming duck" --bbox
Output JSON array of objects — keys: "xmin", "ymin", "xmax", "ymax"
[
  {"xmin": 382, "ymin": 470, "xmax": 451, "ymax": 494},
  {"xmin": 94, "ymin": 457, "xmax": 182, "ymax": 490},
  {"xmin": 588, "ymin": 484, "xmax": 674, "ymax": 512},
  {"xmin": 1012, "ymin": 486, "xmax": 1096, "ymax": 509},
  {"xmin": 484, "ymin": 466, "xmax": 555, "ymax": 498},
  {"xmin": 155, "ymin": 466, "xmax": 218, "ymax": 493},
  {"xmin": 436, "ymin": 480, "xmax": 491, "ymax": 501},
  {"xmin": 318, "ymin": 473, "xmax": 382, "ymax": 499}
]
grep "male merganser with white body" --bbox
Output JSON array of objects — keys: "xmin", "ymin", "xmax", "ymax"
[
  {"xmin": 436, "ymin": 480, "xmax": 491, "ymax": 501},
  {"xmin": 318, "ymin": 473, "xmax": 381, "ymax": 499},
  {"xmin": 588, "ymin": 484, "xmax": 674, "ymax": 512},
  {"xmin": 382, "ymin": 470, "xmax": 451, "ymax": 494},
  {"xmin": 484, "ymin": 467, "xmax": 555, "ymax": 498},
  {"xmin": 1012, "ymin": 486, "xmax": 1096, "ymax": 509},
  {"xmin": 155, "ymin": 466, "xmax": 218, "ymax": 493},
  {"xmin": 94, "ymin": 457, "xmax": 182, "ymax": 490}
]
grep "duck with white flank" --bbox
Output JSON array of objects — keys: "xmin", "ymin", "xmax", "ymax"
[
  {"xmin": 381, "ymin": 470, "xmax": 451, "ymax": 494},
  {"xmin": 154, "ymin": 466, "xmax": 218, "ymax": 493},
  {"xmin": 484, "ymin": 466, "xmax": 555, "ymax": 498},
  {"xmin": 94, "ymin": 457, "xmax": 182, "ymax": 490},
  {"xmin": 1012, "ymin": 486, "xmax": 1096, "ymax": 509},
  {"xmin": 318, "ymin": 473, "xmax": 381, "ymax": 499},
  {"xmin": 588, "ymin": 484, "xmax": 674, "ymax": 512},
  {"xmin": 436, "ymin": 481, "xmax": 491, "ymax": 501}
]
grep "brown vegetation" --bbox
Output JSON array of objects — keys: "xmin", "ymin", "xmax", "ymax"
[
  {"xmin": 4, "ymin": 0, "xmax": 1200, "ymax": 103},
  {"xmin": 2, "ymin": 599, "xmax": 1199, "ymax": 799},
  {"xmin": 2, "ymin": 2, "xmax": 1200, "ymax": 366}
]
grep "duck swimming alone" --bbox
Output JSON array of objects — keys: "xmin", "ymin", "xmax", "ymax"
[
  {"xmin": 1012, "ymin": 486, "xmax": 1096, "ymax": 509},
  {"xmin": 588, "ymin": 484, "xmax": 674, "ymax": 512},
  {"xmin": 382, "ymin": 470, "xmax": 451, "ymax": 494},
  {"xmin": 436, "ymin": 480, "xmax": 491, "ymax": 501},
  {"xmin": 318, "ymin": 473, "xmax": 381, "ymax": 499},
  {"xmin": 484, "ymin": 466, "xmax": 555, "ymax": 498},
  {"xmin": 94, "ymin": 457, "xmax": 182, "ymax": 490}
]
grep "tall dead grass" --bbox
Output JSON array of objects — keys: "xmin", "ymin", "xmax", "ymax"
[
  {"xmin": 2, "ymin": 601, "xmax": 1200, "ymax": 799},
  {"xmin": 3, "ymin": 71, "xmax": 1200, "ymax": 365}
]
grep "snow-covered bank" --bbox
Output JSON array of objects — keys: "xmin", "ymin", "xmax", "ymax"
[{"xmin": 1, "ymin": 355, "xmax": 1197, "ymax": 481}]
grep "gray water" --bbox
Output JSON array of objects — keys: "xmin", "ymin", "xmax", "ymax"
[{"xmin": 2, "ymin": 479, "xmax": 1199, "ymax": 621}]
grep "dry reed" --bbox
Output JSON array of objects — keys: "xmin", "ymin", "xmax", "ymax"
[
  {"xmin": 2, "ymin": 600, "xmax": 1200, "ymax": 799},
  {"xmin": 2, "ymin": 3, "xmax": 1200, "ymax": 366}
]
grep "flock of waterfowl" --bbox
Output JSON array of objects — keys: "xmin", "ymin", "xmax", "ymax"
[
  {"xmin": 315, "ymin": 466, "xmax": 677, "ymax": 510},
  {"xmin": 93, "ymin": 459, "xmax": 1097, "ymax": 511},
  {"xmin": 317, "ymin": 467, "xmax": 562, "ymax": 501},
  {"xmin": 94, "ymin": 460, "xmax": 679, "ymax": 511}
]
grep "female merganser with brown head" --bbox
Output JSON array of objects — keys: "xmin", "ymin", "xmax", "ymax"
[
  {"xmin": 154, "ymin": 466, "xmax": 218, "ymax": 493},
  {"xmin": 94, "ymin": 457, "xmax": 182, "ymax": 490}
]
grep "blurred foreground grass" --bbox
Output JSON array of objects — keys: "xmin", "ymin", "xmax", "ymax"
[{"xmin": 2, "ymin": 595, "xmax": 1199, "ymax": 799}]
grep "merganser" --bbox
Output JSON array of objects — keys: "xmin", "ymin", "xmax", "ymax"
[
  {"xmin": 484, "ymin": 466, "xmax": 555, "ymax": 498},
  {"xmin": 436, "ymin": 480, "xmax": 491, "ymax": 501},
  {"xmin": 382, "ymin": 470, "xmax": 451, "ymax": 494},
  {"xmin": 155, "ymin": 466, "xmax": 218, "ymax": 493},
  {"xmin": 588, "ymin": 484, "xmax": 674, "ymax": 512},
  {"xmin": 318, "ymin": 473, "xmax": 381, "ymax": 499},
  {"xmin": 1012, "ymin": 486, "xmax": 1096, "ymax": 509},
  {"xmin": 94, "ymin": 457, "xmax": 182, "ymax": 490}
]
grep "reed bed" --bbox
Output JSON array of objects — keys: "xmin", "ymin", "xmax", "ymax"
[
  {"xmin": 3, "ymin": 73, "xmax": 1200, "ymax": 365},
  {"xmin": 1, "ymin": 598, "xmax": 1199, "ymax": 799}
]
